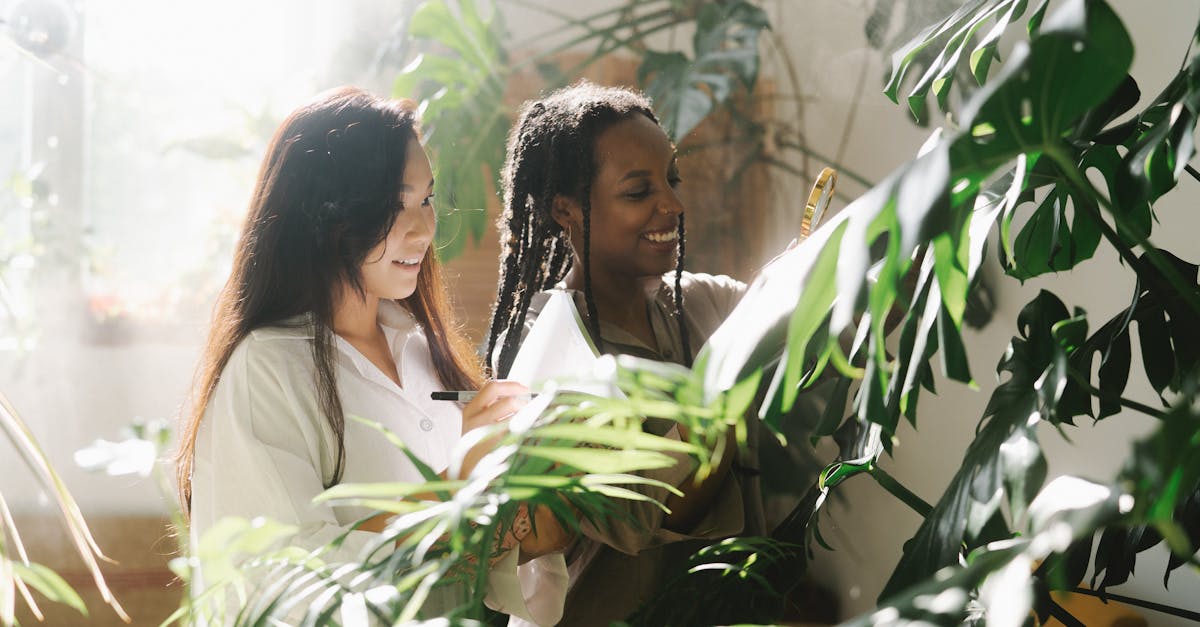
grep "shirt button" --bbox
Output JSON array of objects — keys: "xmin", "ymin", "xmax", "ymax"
[{"xmin": 419, "ymin": 418, "xmax": 434, "ymax": 432}]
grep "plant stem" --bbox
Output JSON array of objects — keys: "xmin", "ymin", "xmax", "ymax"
[
  {"xmin": 1065, "ymin": 367, "xmax": 1168, "ymax": 419},
  {"xmin": 758, "ymin": 154, "xmax": 861, "ymax": 206},
  {"xmin": 775, "ymin": 139, "xmax": 875, "ymax": 188},
  {"xmin": 1044, "ymin": 143, "xmax": 1200, "ymax": 316},
  {"xmin": 1185, "ymin": 163, "xmax": 1200, "ymax": 183},
  {"xmin": 834, "ymin": 52, "xmax": 870, "ymax": 167},
  {"xmin": 1069, "ymin": 587, "xmax": 1200, "ymax": 622},
  {"xmin": 869, "ymin": 465, "xmax": 933, "ymax": 517},
  {"xmin": 1046, "ymin": 598, "xmax": 1087, "ymax": 627},
  {"xmin": 498, "ymin": 0, "xmax": 667, "ymax": 35},
  {"xmin": 765, "ymin": 22, "xmax": 810, "ymax": 181},
  {"xmin": 512, "ymin": 7, "xmax": 681, "ymax": 72},
  {"xmin": 562, "ymin": 18, "xmax": 684, "ymax": 77}
]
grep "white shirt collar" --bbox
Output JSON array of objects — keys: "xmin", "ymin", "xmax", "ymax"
[{"xmin": 332, "ymin": 299, "xmax": 424, "ymax": 387}]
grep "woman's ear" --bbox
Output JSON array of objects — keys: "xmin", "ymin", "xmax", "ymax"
[{"xmin": 551, "ymin": 195, "xmax": 581, "ymax": 232}]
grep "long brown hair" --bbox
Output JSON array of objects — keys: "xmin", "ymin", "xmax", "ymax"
[{"xmin": 176, "ymin": 87, "xmax": 481, "ymax": 512}]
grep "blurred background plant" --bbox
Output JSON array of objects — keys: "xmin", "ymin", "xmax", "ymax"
[
  {"xmin": 0, "ymin": 164, "xmax": 43, "ymax": 355},
  {"xmin": 1, "ymin": 392, "xmax": 126, "ymax": 625}
]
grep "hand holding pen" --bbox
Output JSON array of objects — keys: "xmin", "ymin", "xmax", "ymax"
[{"xmin": 457, "ymin": 380, "xmax": 530, "ymax": 436}]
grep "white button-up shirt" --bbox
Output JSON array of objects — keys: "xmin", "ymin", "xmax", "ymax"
[
  {"xmin": 191, "ymin": 299, "xmax": 462, "ymax": 554},
  {"xmin": 190, "ymin": 299, "xmax": 564, "ymax": 624}
]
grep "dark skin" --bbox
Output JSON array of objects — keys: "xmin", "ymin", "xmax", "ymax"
[
  {"xmin": 553, "ymin": 114, "xmax": 684, "ymax": 352},
  {"xmin": 552, "ymin": 114, "xmax": 734, "ymax": 533}
]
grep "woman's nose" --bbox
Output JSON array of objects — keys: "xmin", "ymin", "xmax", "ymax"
[
  {"xmin": 407, "ymin": 203, "xmax": 436, "ymax": 244},
  {"xmin": 659, "ymin": 189, "xmax": 685, "ymax": 216}
]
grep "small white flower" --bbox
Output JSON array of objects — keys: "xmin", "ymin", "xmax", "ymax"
[{"xmin": 74, "ymin": 437, "xmax": 158, "ymax": 477}]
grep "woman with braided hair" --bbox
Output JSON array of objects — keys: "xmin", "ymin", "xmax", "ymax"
[
  {"xmin": 487, "ymin": 82, "xmax": 762, "ymax": 626},
  {"xmin": 177, "ymin": 87, "xmax": 570, "ymax": 623}
]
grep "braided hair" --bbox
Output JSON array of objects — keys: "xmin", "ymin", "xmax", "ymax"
[{"xmin": 487, "ymin": 82, "xmax": 692, "ymax": 377}]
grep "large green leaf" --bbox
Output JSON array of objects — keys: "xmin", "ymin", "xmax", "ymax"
[
  {"xmin": 882, "ymin": 0, "xmax": 1044, "ymax": 124},
  {"xmin": 880, "ymin": 291, "xmax": 1070, "ymax": 599},
  {"xmin": 640, "ymin": 50, "xmax": 731, "ymax": 143},
  {"xmin": 1090, "ymin": 377, "xmax": 1200, "ymax": 593},
  {"xmin": 1139, "ymin": 253, "xmax": 1200, "ymax": 395},
  {"xmin": 905, "ymin": 0, "xmax": 1035, "ymax": 122},
  {"xmin": 1000, "ymin": 147, "xmax": 1110, "ymax": 280},
  {"xmin": 10, "ymin": 562, "xmax": 86, "ymax": 617},
  {"xmin": 697, "ymin": 216, "xmax": 847, "ymax": 403},
  {"xmin": 950, "ymin": 0, "xmax": 1133, "ymax": 170},
  {"xmin": 1057, "ymin": 252, "xmax": 1200, "ymax": 420},
  {"xmin": 692, "ymin": 0, "xmax": 770, "ymax": 90}
]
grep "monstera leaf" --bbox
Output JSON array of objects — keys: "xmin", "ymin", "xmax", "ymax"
[
  {"xmin": 846, "ymin": 476, "xmax": 1128, "ymax": 627},
  {"xmin": 884, "ymin": 0, "xmax": 1041, "ymax": 124},
  {"xmin": 1089, "ymin": 372, "xmax": 1200, "ymax": 594},
  {"xmin": 1109, "ymin": 21, "xmax": 1200, "ymax": 208},
  {"xmin": 846, "ymin": 383, "xmax": 1200, "ymax": 626},
  {"xmin": 878, "ymin": 291, "xmax": 1075, "ymax": 599},
  {"xmin": 699, "ymin": 0, "xmax": 1134, "ymax": 443}
]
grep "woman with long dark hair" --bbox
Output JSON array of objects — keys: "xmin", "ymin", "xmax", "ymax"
[
  {"xmin": 176, "ymin": 86, "xmax": 567, "ymax": 623},
  {"xmin": 488, "ymin": 82, "xmax": 762, "ymax": 626}
]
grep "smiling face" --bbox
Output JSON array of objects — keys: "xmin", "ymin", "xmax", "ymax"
[
  {"xmin": 556, "ymin": 113, "xmax": 684, "ymax": 284},
  {"xmin": 359, "ymin": 137, "xmax": 436, "ymax": 301}
]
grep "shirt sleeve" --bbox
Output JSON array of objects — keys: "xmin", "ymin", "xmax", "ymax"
[
  {"xmin": 190, "ymin": 339, "xmax": 381, "ymax": 563},
  {"xmin": 485, "ymin": 551, "xmax": 568, "ymax": 626},
  {"xmin": 680, "ymin": 272, "xmax": 748, "ymax": 328}
]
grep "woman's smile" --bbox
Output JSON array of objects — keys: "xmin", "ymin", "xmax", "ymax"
[
  {"xmin": 390, "ymin": 253, "xmax": 425, "ymax": 271},
  {"xmin": 640, "ymin": 226, "xmax": 679, "ymax": 252}
]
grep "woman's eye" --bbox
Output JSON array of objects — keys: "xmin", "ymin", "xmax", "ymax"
[
  {"xmin": 668, "ymin": 176, "xmax": 682, "ymax": 188},
  {"xmin": 422, "ymin": 193, "xmax": 435, "ymax": 207},
  {"xmin": 625, "ymin": 187, "xmax": 652, "ymax": 200}
]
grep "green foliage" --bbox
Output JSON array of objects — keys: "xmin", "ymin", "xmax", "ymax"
[
  {"xmin": 626, "ymin": 536, "xmax": 802, "ymax": 626},
  {"xmin": 182, "ymin": 368, "xmax": 748, "ymax": 624},
  {"xmin": 766, "ymin": 0, "xmax": 1200, "ymax": 622},
  {"xmin": 0, "ymin": 393, "xmax": 127, "ymax": 625},
  {"xmin": 394, "ymin": 0, "xmax": 512, "ymax": 260},
  {"xmin": 169, "ymin": 1, "xmax": 1200, "ymax": 624},
  {"xmin": 638, "ymin": 0, "xmax": 769, "ymax": 142}
]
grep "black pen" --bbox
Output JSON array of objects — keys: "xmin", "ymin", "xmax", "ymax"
[{"xmin": 430, "ymin": 391, "xmax": 535, "ymax": 402}]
